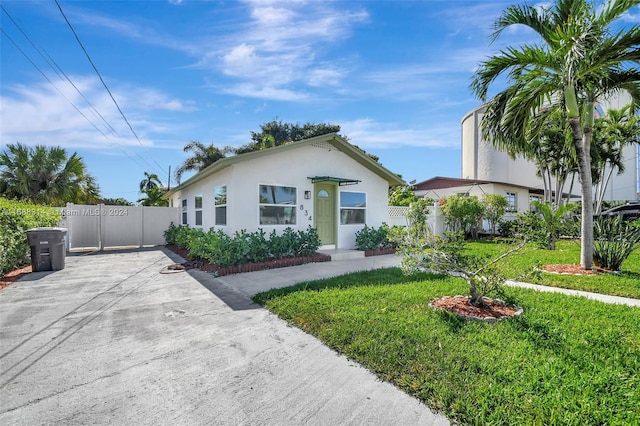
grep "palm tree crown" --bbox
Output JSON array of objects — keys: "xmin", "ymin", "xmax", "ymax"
[
  {"xmin": 174, "ymin": 141, "xmax": 230, "ymax": 185},
  {"xmin": 0, "ymin": 143, "xmax": 100, "ymax": 206}
]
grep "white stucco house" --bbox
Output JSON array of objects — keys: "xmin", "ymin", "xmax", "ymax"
[{"xmin": 165, "ymin": 133, "xmax": 404, "ymax": 249}]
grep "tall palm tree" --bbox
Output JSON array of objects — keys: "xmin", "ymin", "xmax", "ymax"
[
  {"xmin": 0, "ymin": 143, "xmax": 99, "ymax": 206},
  {"xmin": 139, "ymin": 171, "xmax": 163, "ymax": 193},
  {"xmin": 175, "ymin": 141, "xmax": 230, "ymax": 184},
  {"xmin": 592, "ymin": 105, "xmax": 640, "ymax": 214},
  {"xmin": 471, "ymin": 0, "xmax": 640, "ymax": 269}
]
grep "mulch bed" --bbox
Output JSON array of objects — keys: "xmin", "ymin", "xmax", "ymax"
[
  {"xmin": 430, "ymin": 295, "xmax": 522, "ymax": 322},
  {"xmin": 0, "ymin": 265, "xmax": 32, "ymax": 291},
  {"xmin": 165, "ymin": 245, "xmax": 332, "ymax": 277},
  {"xmin": 540, "ymin": 264, "xmax": 617, "ymax": 275}
]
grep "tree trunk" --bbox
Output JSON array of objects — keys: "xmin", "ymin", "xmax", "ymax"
[
  {"xmin": 569, "ymin": 117, "xmax": 594, "ymax": 270},
  {"xmin": 468, "ymin": 277, "xmax": 484, "ymax": 307}
]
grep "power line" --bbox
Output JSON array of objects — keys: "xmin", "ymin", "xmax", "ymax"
[
  {"xmin": 54, "ymin": 0, "xmax": 168, "ymax": 180},
  {"xmin": 0, "ymin": 4, "xmax": 118, "ymax": 137},
  {"xmin": 0, "ymin": 26, "xmax": 153, "ymax": 174}
]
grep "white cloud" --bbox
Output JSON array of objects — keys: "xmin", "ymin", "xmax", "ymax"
[
  {"xmin": 208, "ymin": 1, "xmax": 368, "ymax": 99},
  {"xmin": 0, "ymin": 76, "xmax": 195, "ymax": 149},
  {"xmin": 221, "ymin": 83, "xmax": 309, "ymax": 101},
  {"xmin": 338, "ymin": 118, "xmax": 459, "ymax": 150}
]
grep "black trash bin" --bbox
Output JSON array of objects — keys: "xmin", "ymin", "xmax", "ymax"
[{"xmin": 26, "ymin": 228, "xmax": 68, "ymax": 272}]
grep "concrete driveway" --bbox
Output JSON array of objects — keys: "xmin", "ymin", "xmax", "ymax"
[{"xmin": 0, "ymin": 248, "xmax": 448, "ymax": 425}]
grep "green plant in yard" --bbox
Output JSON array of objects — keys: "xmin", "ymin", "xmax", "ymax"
[
  {"xmin": 593, "ymin": 216, "xmax": 640, "ymax": 271},
  {"xmin": 482, "ymin": 193, "xmax": 508, "ymax": 236},
  {"xmin": 0, "ymin": 198, "xmax": 62, "ymax": 276},
  {"xmin": 440, "ymin": 194, "xmax": 484, "ymax": 239},
  {"xmin": 530, "ymin": 201, "xmax": 577, "ymax": 250},
  {"xmin": 400, "ymin": 231, "xmax": 527, "ymax": 307},
  {"xmin": 355, "ymin": 223, "xmax": 396, "ymax": 251},
  {"xmin": 165, "ymin": 224, "xmax": 321, "ymax": 267}
]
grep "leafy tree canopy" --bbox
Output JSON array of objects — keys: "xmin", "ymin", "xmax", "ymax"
[{"xmin": 236, "ymin": 119, "xmax": 342, "ymax": 154}]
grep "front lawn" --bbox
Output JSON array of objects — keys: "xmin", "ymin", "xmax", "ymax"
[
  {"xmin": 466, "ymin": 239, "xmax": 640, "ymax": 299},
  {"xmin": 254, "ymin": 269, "xmax": 640, "ymax": 426}
]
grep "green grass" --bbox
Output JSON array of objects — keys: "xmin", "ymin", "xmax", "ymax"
[
  {"xmin": 466, "ymin": 239, "xmax": 640, "ymax": 299},
  {"xmin": 254, "ymin": 269, "xmax": 640, "ymax": 426}
]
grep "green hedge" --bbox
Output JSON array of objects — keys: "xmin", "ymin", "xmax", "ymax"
[
  {"xmin": 355, "ymin": 223, "xmax": 398, "ymax": 251},
  {"xmin": 164, "ymin": 223, "xmax": 321, "ymax": 267},
  {"xmin": 0, "ymin": 198, "xmax": 62, "ymax": 277}
]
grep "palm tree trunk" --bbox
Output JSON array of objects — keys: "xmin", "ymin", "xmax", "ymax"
[{"xmin": 569, "ymin": 116, "xmax": 594, "ymax": 270}]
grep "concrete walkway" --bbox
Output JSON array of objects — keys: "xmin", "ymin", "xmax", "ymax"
[{"xmin": 0, "ymin": 248, "xmax": 448, "ymax": 426}]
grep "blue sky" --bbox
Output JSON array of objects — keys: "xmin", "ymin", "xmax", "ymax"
[{"xmin": 1, "ymin": 0, "xmax": 638, "ymax": 203}]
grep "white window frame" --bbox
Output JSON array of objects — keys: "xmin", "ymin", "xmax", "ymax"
[
  {"xmin": 181, "ymin": 199, "xmax": 188, "ymax": 225},
  {"xmin": 506, "ymin": 192, "xmax": 518, "ymax": 212},
  {"xmin": 194, "ymin": 195, "xmax": 203, "ymax": 227},
  {"xmin": 340, "ymin": 191, "xmax": 366, "ymax": 225},
  {"xmin": 258, "ymin": 184, "xmax": 297, "ymax": 225},
  {"xmin": 214, "ymin": 185, "xmax": 227, "ymax": 226}
]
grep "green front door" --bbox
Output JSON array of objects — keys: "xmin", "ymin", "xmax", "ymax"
[{"xmin": 315, "ymin": 183, "xmax": 336, "ymax": 245}]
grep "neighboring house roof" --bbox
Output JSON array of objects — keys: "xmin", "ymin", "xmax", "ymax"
[
  {"xmin": 166, "ymin": 133, "xmax": 404, "ymax": 197},
  {"xmin": 412, "ymin": 176, "xmax": 542, "ymax": 192}
]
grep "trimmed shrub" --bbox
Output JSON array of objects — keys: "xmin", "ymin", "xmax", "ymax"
[
  {"xmin": 165, "ymin": 224, "xmax": 321, "ymax": 267},
  {"xmin": 355, "ymin": 223, "xmax": 397, "ymax": 251},
  {"xmin": 0, "ymin": 198, "xmax": 61, "ymax": 277}
]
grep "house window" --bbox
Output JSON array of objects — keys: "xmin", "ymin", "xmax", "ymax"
[
  {"xmin": 340, "ymin": 191, "xmax": 366, "ymax": 225},
  {"xmin": 529, "ymin": 195, "xmax": 542, "ymax": 211},
  {"xmin": 181, "ymin": 199, "xmax": 187, "ymax": 225},
  {"xmin": 194, "ymin": 196, "xmax": 203, "ymax": 226},
  {"xmin": 259, "ymin": 185, "xmax": 296, "ymax": 225},
  {"xmin": 214, "ymin": 185, "xmax": 227, "ymax": 226},
  {"xmin": 506, "ymin": 192, "xmax": 517, "ymax": 212}
]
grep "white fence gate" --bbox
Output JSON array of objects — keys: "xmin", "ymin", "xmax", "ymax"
[{"xmin": 57, "ymin": 204, "xmax": 180, "ymax": 252}]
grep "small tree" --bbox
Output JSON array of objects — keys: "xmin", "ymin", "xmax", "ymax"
[
  {"xmin": 388, "ymin": 184, "xmax": 419, "ymax": 207},
  {"xmin": 440, "ymin": 194, "xmax": 484, "ymax": 239},
  {"xmin": 482, "ymin": 194, "xmax": 509, "ymax": 236},
  {"xmin": 398, "ymin": 229, "xmax": 527, "ymax": 308}
]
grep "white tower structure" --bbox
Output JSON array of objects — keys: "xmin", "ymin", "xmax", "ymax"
[{"xmin": 461, "ymin": 92, "xmax": 639, "ymax": 202}]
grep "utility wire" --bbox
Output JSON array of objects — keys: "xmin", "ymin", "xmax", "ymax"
[
  {"xmin": 0, "ymin": 26, "xmax": 152, "ymax": 173},
  {"xmin": 54, "ymin": 0, "xmax": 168, "ymax": 180},
  {"xmin": 0, "ymin": 4, "xmax": 118, "ymax": 137},
  {"xmin": 0, "ymin": 27, "xmax": 110, "ymax": 139}
]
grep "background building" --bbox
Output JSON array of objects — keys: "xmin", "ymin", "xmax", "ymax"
[{"xmin": 461, "ymin": 92, "xmax": 639, "ymax": 202}]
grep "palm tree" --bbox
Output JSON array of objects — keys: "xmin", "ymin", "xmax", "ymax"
[
  {"xmin": 471, "ymin": 0, "xmax": 640, "ymax": 269},
  {"xmin": 531, "ymin": 200, "xmax": 576, "ymax": 250},
  {"xmin": 592, "ymin": 105, "xmax": 640, "ymax": 214},
  {"xmin": 175, "ymin": 141, "xmax": 230, "ymax": 184},
  {"xmin": 138, "ymin": 171, "xmax": 168, "ymax": 207},
  {"xmin": 0, "ymin": 143, "xmax": 100, "ymax": 206},
  {"xmin": 137, "ymin": 186, "xmax": 169, "ymax": 207},
  {"xmin": 139, "ymin": 171, "xmax": 163, "ymax": 193}
]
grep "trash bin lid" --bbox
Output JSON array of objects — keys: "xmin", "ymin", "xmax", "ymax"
[{"xmin": 26, "ymin": 227, "xmax": 68, "ymax": 235}]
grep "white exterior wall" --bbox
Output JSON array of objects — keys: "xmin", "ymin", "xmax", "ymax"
[
  {"xmin": 170, "ymin": 143, "xmax": 391, "ymax": 249},
  {"xmin": 462, "ymin": 92, "xmax": 638, "ymax": 201}
]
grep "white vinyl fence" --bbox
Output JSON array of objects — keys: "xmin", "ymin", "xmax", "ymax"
[
  {"xmin": 57, "ymin": 204, "xmax": 179, "ymax": 251},
  {"xmin": 387, "ymin": 204, "xmax": 445, "ymax": 235}
]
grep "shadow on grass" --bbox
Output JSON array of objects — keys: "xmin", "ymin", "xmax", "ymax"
[{"xmin": 253, "ymin": 268, "xmax": 449, "ymax": 305}]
